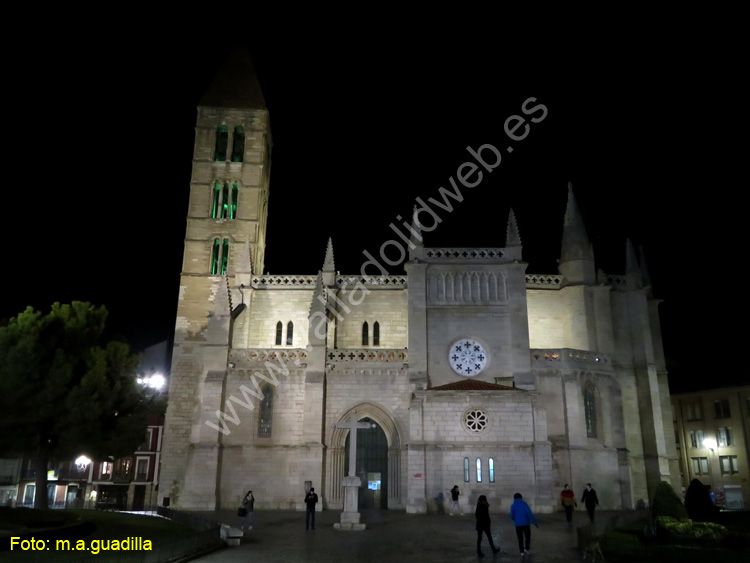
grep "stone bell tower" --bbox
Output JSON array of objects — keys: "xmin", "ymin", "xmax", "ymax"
[{"xmin": 160, "ymin": 48, "xmax": 272, "ymax": 509}]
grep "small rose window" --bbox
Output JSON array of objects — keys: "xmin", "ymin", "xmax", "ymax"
[{"xmin": 464, "ymin": 409, "xmax": 488, "ymax": 433}]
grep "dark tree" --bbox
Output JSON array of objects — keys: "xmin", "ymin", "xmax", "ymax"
[
  {"xmin": 684, "ymin": 478, "xmax": 718, "ymax": 522},
  {"xmin": 651, "ymin": 480, "xmax": 688, "ymax": 520},
  {"xmin": 0, "ymin": 302, "xmax": 164, "ymax": 509}
]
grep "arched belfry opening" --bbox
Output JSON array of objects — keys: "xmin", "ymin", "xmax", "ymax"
[{"xmin": 328, "ymin": 404, "xmax": 402, "ymax": 510}]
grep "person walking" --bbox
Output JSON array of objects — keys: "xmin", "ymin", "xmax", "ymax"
[
  {"xmin": 474, "ymin": 495, "xmax": 500, "ymax": 557},
  {"xmin": 240, "ymin": 490, "xmax": 255, "ymax": 531},
  {"xmin": 581, "ymin": 483, "xmax": 599, "ymax": 523},
  {"xmin": 560, "ymin": 484, "xmax": 577, "ymax": 527},
  {"xmin": 304, "ymin": 486, "xmax": 318, "ymax": 530},
  {"xmin": 449, "ymin": 485, "xmax": 462, "ymax": 516},
  {"xmin": 509, "ymin": 492, "xmax": 538, "ymax": 556}
]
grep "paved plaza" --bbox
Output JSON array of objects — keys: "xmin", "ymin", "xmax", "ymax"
[{"xmin": 191, "ymin": 507, "xmax": 623, "ymax": 562}]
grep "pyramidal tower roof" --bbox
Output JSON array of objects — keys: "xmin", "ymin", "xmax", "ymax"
[{"xmin": 200, "ymin": 47, "xmax": 267, "ymax": 109}]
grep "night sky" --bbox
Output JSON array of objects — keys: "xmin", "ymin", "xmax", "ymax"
[{"xmin": 2, "ymin": 29, "xmax": 743, "ymax": 394}]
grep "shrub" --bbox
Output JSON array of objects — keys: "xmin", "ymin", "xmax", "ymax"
[
  {"xmin": 656, "ymin": 516, "xmax": 726, "ymax": 542},
  {"xmin": 651, "ymin": 481, "xmax": 688, "ymax": 521}
]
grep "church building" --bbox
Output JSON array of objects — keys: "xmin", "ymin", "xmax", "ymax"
[{"xmin": 159, "ymin": 49, "xmax": 679, "ymax": 514}]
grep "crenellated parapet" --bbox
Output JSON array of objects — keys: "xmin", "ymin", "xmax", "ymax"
[{"xmin": 424, "ymin": 248, "xmax": 507, "ymax": 261}]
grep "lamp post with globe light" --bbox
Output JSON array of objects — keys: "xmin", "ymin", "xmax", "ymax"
[{"xmin": 74, "ymin": 456, "xmax": 92, "ymax": 508}]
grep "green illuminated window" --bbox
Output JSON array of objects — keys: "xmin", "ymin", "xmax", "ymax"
[
  {"xmin": 214, "ymin": 124, "xmax": 228, "ymax": 161},
  {"xmin": 211, "ymin": 238, "xmax": 230, "ymax": 275},
  {"xmin": 231, "ymin": 126, "xmax": 245, "ymax": 162},
  {"xmin": 231, "ymin": 183, "xmax": 238, "ymax": 219},
  {"xmin": 212, "ymin": 182, "xmax": 222, "ymax": 218},
  {"xmin": 211, "ymin": 181, "xmax": 238, "ymax": 220}
]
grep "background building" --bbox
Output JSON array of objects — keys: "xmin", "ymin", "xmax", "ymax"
[{"xmin": 672, "ymin": 385, "xmax": 750, "ymax": 509}]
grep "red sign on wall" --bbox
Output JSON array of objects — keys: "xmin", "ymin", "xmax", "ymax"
[{"xmin": 413, "ymin": 473, "xmax": 422, "ymax": 478}]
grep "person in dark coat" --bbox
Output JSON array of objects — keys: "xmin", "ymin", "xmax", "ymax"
[
  {"xmin": 304, "ymin": 487, "xmax": 318, "ymax": 530},
  {"xmin": 581, "ymin": 483, "xmax": 599, "ymax": 523},
  {"xmin": 475, "ymin": 495, "xmax": 500, "ymax": 556},
  {"xmin": 241, "ymin": 490, "xmax": 254, "ymax": 530}
]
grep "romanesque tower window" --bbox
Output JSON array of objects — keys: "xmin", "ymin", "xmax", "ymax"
[
  {"xmin": 584, "ymin": 385, "xmax": 598, "ymax": 438},
  {"xmin": 476, "ymin": 458, "xmax": 482, "ymax": 482},
  {"xmin": 362, "ymin": 322, "xmax": 369, "ymax": 346},
  {"xmin": 489, "ymin": 458, "xmax": 495, "ymax": 482},
  {"xmin": 214, "ymin": 124, "xmax": 228, "ymax": 161},
  {"xmin": 275, "ymin": 322, "xmax": 283, "ymax": 346},
  {"xmin": 210, "ymin": 238, "xmax": 230, "ymax": 275},
  {"xmin": 463, "ymin": 457, "xmax": 470, "ymax": 482},
  {"xmin": 286, "ymin": 321, "xmax": 294, "ymax": 346},
  {"xmin": 230, "ymin": 182, "xmax": 238, "ymax": 219},
  {"xmin": 211, "ymin": 181, "xmax": 238, "ymax": 219},
  {"xmin": 231, "ymin": 125, "xmax": 245, "ymax": 162},
  {"xmin": 258, "ymin": 384, "xmax": 273, "ymax": 438},
  {"xmin": 373, "ymin": 321, "xmax": 380, "ymax": 346}
]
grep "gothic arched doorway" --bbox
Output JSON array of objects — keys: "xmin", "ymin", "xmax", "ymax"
[{"xmin": 344, "ymin": 417, "xmax": 388, "ymax": 509}]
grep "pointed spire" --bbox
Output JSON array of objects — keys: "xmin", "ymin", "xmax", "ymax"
[
  {"xmin": 200, "ymin": 47, "xmax": 266, "ymax": 109},
  {"xmin": 506, "ymin": 208, "xmax": 522, "ymax": 247},
  {"xmin": 323, "ymin": 237, "xmax": 335, "ymax": 272},
  {"xmin": 625, "ymin": 238, "xmax": 643, "ymax": 290},
  {"xmin": 309, "ymin": 271, "xmax": 328, "ymax": 318},
  {"xmin": 559, "ymin": 182, "xmax": 596, "ymax": 286}
]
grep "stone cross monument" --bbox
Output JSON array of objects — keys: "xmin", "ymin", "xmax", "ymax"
[{"xmin": 333, "ymin": 410, "xmax": 373, "ymax": 530}]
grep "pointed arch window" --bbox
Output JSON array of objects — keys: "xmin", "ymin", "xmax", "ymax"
[
  {"xmin": 463, "ymin": 457, "xmax": 470, "ymax": 482},
  {"xmin": 258, "ymin": 384, "xmax": 273, "ymax": 438},
  {"xmin": 211, "ymin": 181, "xmax": 239, "ymax": 220},
  {"xmin": 230, "ymin": 183, "xmax": 239, "ymax": 219},
  {"xmin": 275, "ymin": 321, "xmax": 283, "ymax": 346},
  {"xmin": 584, "ymin": 385, "xmax": 598, "ymax": 438},
  {"xmin": 231, "ymin": 125, "xmax": 245, "ymax": 162},
  {"xmin": 362, "ymin": 322, "xmax": 369, "ymax": 346},
  {"xmin": 373, "ymin": 321, "xmax": 380, "ymax": 346},
  {"xmin": 210, "ymin": 238, "xmax": 230, "ymax": 275},
  {"xmin": 286, "ymin": 321, "xmax": 294, "ymax": 346},
  {"xmin": 489, "ymin": 458, "xmax": 495, "ymax": 482},
  {"xmin": 476, "ymin": 458, "xmax": 482, "ymax": 482},
  {"xmin": 214, "ymin": 124, "xmax": 228, "ymax": 162}
]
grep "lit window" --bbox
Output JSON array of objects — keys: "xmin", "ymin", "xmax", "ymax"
[
  {"xmin": 720, "ymin": 455, "xmax": 739, "ymax": 475},
  {"xmin": 373, "ymin": 321, "xmax": 380, "ymax": 346},
  {"xmin": 100, "ymin": 462, "xmax": 113, "ymax": 478},
  {"xmin": 231, "ymin": 126, "xmax": 245, "ymax": 162},
  {"xmin": 691, "ymin": 457, "xmax": 709, "ymax": 475},
  {"xmin": 211, "ymin": 238, "xmax": 230, "ymax": 275},
  {"xmin": 717, "ymin": 427, "xmax": 733, "ymax": 447},
  {"xmin": 135, "ymin": 458, "xmax": 149, "ymax": 481},
  {"xmin": 214, "ymin": 124, "xmax": 228, "ymax": 161},
  {"xmin": 211, "ymin": 181, "xmax": 238, "ymax": 220},
  {"xmin": 275, "ymin": 321, "xmax": 283, "ymax": 346},
  {"xmin": 689, "ymin": 430, "xmax": 705, "ymax": 448},
  {"xmin": 231, "ymin": 183, "xmax": 238, "ymax": 219},
  {"xmin": 258, "ymin": 384, "xmax": 273, "ymax": 438},
  {"xmin": 286, "ymin": 321, "xmax": 294, "ymax": 346},
  {"xmin": 464, "ymin": 457, "xmax": 470, "ymax": 482},
  {"xmin": 489, "ymin": 458, "xmax": 495, "ymax": 483},
  {"xmin": 212, "ymin": 182, "xmax": 222, "ymax": 218},
  {"xmin": 362, "ymin": 322, "xmax": 369, "ymax": 346},
  {"xmin": 584, "ymin": 385, "xmax": 597, "ymax": 438},
  {"xmin": 476, "ymin": 458, "xmax": 482, "ymax": 482}
]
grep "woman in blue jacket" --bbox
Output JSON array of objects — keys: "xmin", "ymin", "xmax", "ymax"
[{"xmin": 509, "ymin": 492, "xmax": 538, "ymax": 556}]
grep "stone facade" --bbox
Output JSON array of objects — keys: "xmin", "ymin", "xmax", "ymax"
[{"xmin": 159, "ymin": 49, "xmax": 680, "ymax": 515}]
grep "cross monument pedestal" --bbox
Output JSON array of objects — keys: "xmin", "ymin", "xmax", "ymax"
[{"xmin": 333, "ymin": 410, "xmax": 373, "ymax": 531}]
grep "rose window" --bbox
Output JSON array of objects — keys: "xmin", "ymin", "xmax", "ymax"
[{"xmin": 464, "ymin": 409, "xmax": 488, "ymax": 433}]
